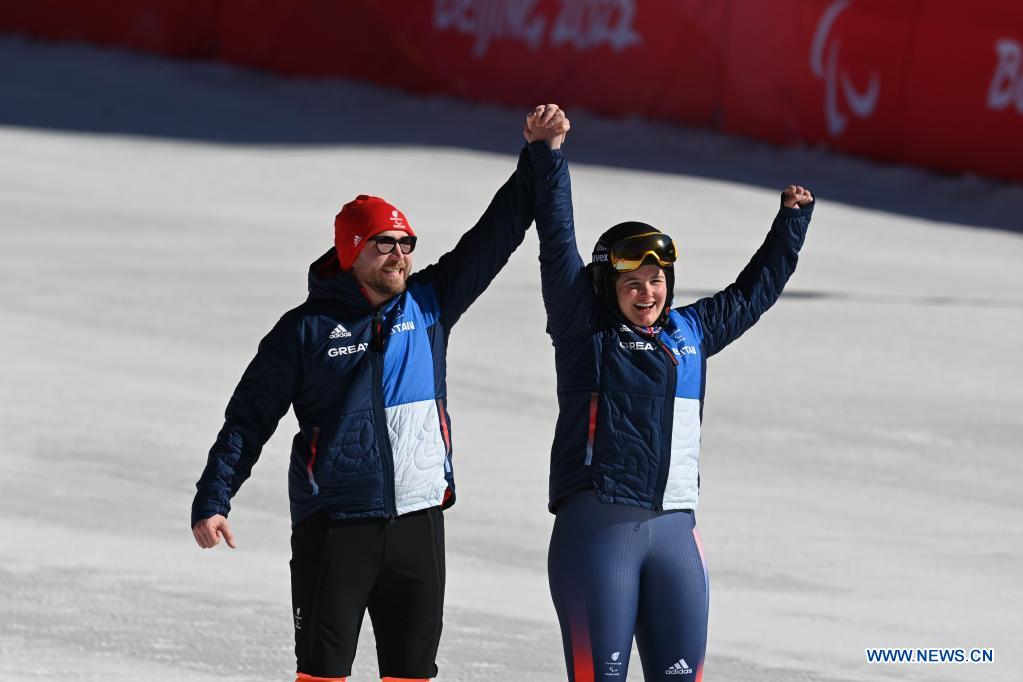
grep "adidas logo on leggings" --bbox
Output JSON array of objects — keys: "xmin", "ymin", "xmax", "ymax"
[{"xmin": 666, "ymin": 657, "xmax": 693, "ymax": 675}]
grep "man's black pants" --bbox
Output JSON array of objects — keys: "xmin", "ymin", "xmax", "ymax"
[{"xmin": 291, "ymin": 506, "xmax": 445, "ymax": 679}]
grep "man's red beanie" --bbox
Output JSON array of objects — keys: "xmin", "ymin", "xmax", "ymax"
[{"xmin": 334, "ymin": 195, "xmax": 416, "ymax": 271}]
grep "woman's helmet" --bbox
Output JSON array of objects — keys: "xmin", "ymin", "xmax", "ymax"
[{"xmin": 590, "ymin": 221, "xmax": 678, "ymax": 324}]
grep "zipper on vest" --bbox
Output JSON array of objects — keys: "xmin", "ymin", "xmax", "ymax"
[
  {"xmin": 437, "ymin": 398, "xmax": 453, "ymax": 473},
  {"xmin": 306, "ymin": 427, "xmax": 321, "ymax": 496},
  {"xmin": 657, "ymin": 340, "xmax": 679, "ymax": 366},
  {"xmin": 371, "ymin": 310, "xmax": 398, "ymax": 518},
  {"xmin": 653, "ymin": 337, "xmax": 678, "ymax": 511},
  {"xmin": 584, "ymin": 392, "xmax": 599, "ymax": 466}
]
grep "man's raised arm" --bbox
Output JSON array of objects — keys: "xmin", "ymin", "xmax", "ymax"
[{"xmin": 414, "ymin": 105, "xmax": 570, "ymax": 329}]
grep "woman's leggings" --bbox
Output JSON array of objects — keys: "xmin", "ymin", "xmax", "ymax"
[{"xmin": 548, "ymin": 492, "xmax": 709, "ymax": 681}]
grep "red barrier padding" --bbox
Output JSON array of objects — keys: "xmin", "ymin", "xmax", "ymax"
[
  {"xmin": 0, "ymin": 0, "xmax": 218, "ymax": 57},
  {"xmin": 719, "ymin": 0, "xmax": 919, "ymax": 163},
  {"xmin": 901, "ymin": 1, "xmax": 1023, "ymax": 181},
  {"xmin": 3, "ymin": 0, "xmax": 1023, "ymax": 183},
  {"xmin": 215, "ymin": 0, "xmax": 430, "ymax": 88},
  {"xmin": 371, "ymin": 0, "xmax": 726, "ymax": 126},
  {"xmin": 210, "ymin": 0, "xmax": 730, "ymax": 127}
]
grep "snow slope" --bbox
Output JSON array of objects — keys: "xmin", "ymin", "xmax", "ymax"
[{"xmin": 1, "ymin": 36, "xmax": 1021, "ymax": 681}]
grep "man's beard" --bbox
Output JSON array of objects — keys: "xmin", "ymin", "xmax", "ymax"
[{"xmin": 362, "ymin": 268, "xmax": 407, "ymax": 299}]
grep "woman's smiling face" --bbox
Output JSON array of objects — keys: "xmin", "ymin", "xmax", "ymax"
[{"xmin": 615, "ymin": 264, "xmax": 668, "ymax": 327}]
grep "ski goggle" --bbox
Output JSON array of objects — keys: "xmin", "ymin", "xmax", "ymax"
[
  {"xmin": 369, "ymin": 234, "xmax": 417, "ymax": 255},
  {"xmin": 608, "ymin": 232, "xmax": 678, "ymax": 272}
]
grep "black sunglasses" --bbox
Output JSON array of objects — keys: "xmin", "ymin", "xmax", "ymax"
[{"xmin": 368, "ymin": 235, "xmax": 417, "ymax": 255}]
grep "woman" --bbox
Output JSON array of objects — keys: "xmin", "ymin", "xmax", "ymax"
[{"xmin": 524, "ymin": 106, "xmax": 814, "ymax": 681}]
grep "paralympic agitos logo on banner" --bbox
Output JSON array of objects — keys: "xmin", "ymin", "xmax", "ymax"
[{"xmin": 810, "ymin": 0, "xmax": 881, "ymax": 137}]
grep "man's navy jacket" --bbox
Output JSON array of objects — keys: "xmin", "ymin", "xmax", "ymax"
[
  {"xmin": 532, "ymin": 146, "xmax": 814, "ymax": 513},
  {"xmin": 191, "ymin": 146, "xmax": 536, "ymax": 528}
]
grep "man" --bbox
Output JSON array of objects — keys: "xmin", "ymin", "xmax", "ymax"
[{"xmin": 191, "ymin": 105, "xmax": 570, "ymax": 682}]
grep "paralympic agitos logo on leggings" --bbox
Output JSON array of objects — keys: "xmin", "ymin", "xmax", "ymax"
[{"xmin": 603, "ymin": 650, "xmax": 622, "ymax": 677}]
